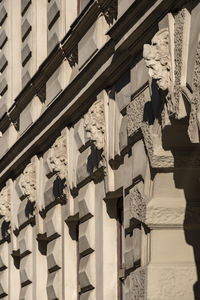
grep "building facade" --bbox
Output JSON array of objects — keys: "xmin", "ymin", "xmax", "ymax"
[{"xmin": 0, "ymin": 0, "xmax": 199, "ymax": 299}]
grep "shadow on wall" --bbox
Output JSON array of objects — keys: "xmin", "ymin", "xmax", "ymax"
[
  {"xmin": 144, "ymin": 80, "xmax": 200, "ymax": 300},
  {"xmin": 166, "ymin": 125, "xmax": 200, "ymax": 300}
]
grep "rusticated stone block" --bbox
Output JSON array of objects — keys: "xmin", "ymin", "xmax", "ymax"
[
  {"xmin": 127, "ymin": 267, "xmax": 146, "ymax": 300},
  {"xmin": 0, "ymin": 243, "xmax": 8, "ymax": 270},
  {"xmin": 44, "ymin": 175, "xmax": 66, "ymax": 208},
  {"xmin": 48, "ymin": 2, "xmax": 60, "ymax": 30},
  {"xmin": 21, "ymin": 0, "xmax": 31, "ymax": 16},
  {"xmin": 118, "ymin": 0, "xmax": 134, "ymax": 18},
  {"xmin": 22, "ymin": 19, "xmax": 32, "ymax": 42},
  {"xmin": 0, "ymin": 30, "xmax": 7, "ymax": 49},
  {"xmin": 22, "ymin": 71, "xmax": 31, "ymax": 88},
  {"xmin": 47, "ymin": 238, "xmax": 61, "ymax": 273},
  {"xmin": 20, "ymin": 255, "xmax": 32, "ymax": 286},
  {"xmin": 46, "ymin": 69, "xmax": 62, "ymax": 105},
  {"xmin": 124, "ymin": 228, "xmax": 141, "ymax": 270},
  {"xmin": 80, "ymin": 289, "xmax": 95, "ymax": 300},
  {"xmin": 74, "ymin": 118, "xmax": 88, "ymax": 150},
  {"xmin": 79, "ymin": 218, "xmax": 95, "ymax": 257},
  {"xmin": 19, "ymin": 284, "xmax": 32, "ymax": 300},
  {"xmin": 130, "ymin": 59, "xmax": 149, "ymax": 95},
  {"xmin": 77, "ymin": 147, "xmax": 91, "ymax": 185},
  {"xmin": 48, "ymin": 32, "xmax": 59, "ymax": 54},
  {"xmin": 147, "ymin": 265, "xmax": 196, "ymax": 300},
  {"xmin": 22, "ymin": 44, "xmax": 32, "ymax": 67},
  {"xmin": 46, "ymin": 270, "xmax": 60, "ymax": 300},
  {"xmin": 116, "ymin": 70, "xmax": 131, "ymax": 111},
  {"xmin": 79, "ymin": 0, "xmax": 90, "ymax": 12},
  {"xmin": 79, "ymin": 253, "xmax": 95, "ymax": 292},
  {"xmin": 46, "ymin": 206, "xmax": 61, "ymax": 239},
  {"xmin": 132, "ymin": 140, "xmax": 147, "ymax": 180},
  {"xmin": 19, "ymin": 226, "xmax": 32, "ymax": 257},
  {"xmin": 0, "ymin": 124, "xmax": 17, "ymax": 158},
  {"xmin": 78, "ymin": 23, "xmax": 98, "ymax": 69},
  {"xmin": 127, "ymin": 92, "xmax": 145, "ymax": 137},
  {"xmin": 20, "ymin": 96, "xmax": 42, "ymax": 134},
  {"xmin": 124, "ymin": 182, "xmax": 146, "ymax": 229},
  {"xmin": 0, "ymin": 6, "xmax": 7, "ymax": 26},
  {"xmin": 0, "ymin": 77, "xmax": 7, "ymax": 96},
  {"xmin": 0, "ymin": 54, "xmax": 7, "ymax": 73},
  {"xmin": 78, "ymin": 182, "xmax": 95, "ymax": 222},
  {"xmin": 119, "ymin": 115, "xmax": 128, "ymax": 152},
  {"xmin": 0, "ymin": 270, "xmax": 8, "ymax": 298},
  {"xmin": 76, "ymin": 145, "xmax": 102, "ymax": 186}
]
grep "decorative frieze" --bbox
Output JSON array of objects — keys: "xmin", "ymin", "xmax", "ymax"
[{"xmin": 84, "ymin": 99, "xmax": 105, "ymax": 150}]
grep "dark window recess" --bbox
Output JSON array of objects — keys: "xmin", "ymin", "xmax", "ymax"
[
  {"xmin": 48, "ymin": 2, "xmax": 60, "ymax": 30},
  {"xmin": 21, "ymin": 0, "xmax": 31, "ymax": 16},
  {"xmin": 117, "ymin": 197, "xmax": 124, "ymax": 300}
]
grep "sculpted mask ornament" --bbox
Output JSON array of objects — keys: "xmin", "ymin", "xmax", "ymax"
[
  {"xmin": 143, "ymin": 29, "xmax": 171, "ymax": 91},
  {"xmin": 19, "ymin": 163, "xmax": 36, "ymax": 203},
  {"xmin": 47, "ymin": 135, "xmax": 67, "ymax": 180},
  {"xmin": 84, "ymin": 99, "xmax": 105, "ymax": 150},
  {"xmin": 0, "ymin": 186, "xmax": 11, "ymax": 222}
]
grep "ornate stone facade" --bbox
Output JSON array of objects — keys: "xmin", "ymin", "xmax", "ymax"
[{"xmin": 0, "ymin": 1, "xmax": 199, "ymax": 299}]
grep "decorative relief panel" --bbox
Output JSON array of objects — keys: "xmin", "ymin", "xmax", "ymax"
[
  {"xmin": 96, "ymin": 0, "xmax": 117, "ymax": 25},
  {"xmin": 143, "ymin": 11, "xmax": 200, "ymax": 146},
  {"xmin": 18, "ymin": 163, "xmax": 36, "ymax": 203},
  {"xmin": 84, "ymin": 98, "xmax": 105, "ymax": 150},
  {"xmin": 0, "ymin": 185, "xmax": 10, "ymax": 222},
  {"xmin": 46, "ymin": 134, "xmax": 67, "ymax": 180}
]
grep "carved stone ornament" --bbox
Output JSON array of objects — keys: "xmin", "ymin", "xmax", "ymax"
[
  {"xmin": 47, "ymin": 135, "xmax": 67, "ymax": 180},
  {"xmin": 144, "ymin": 14, "xmax": 200, "ymax": 144},
  {"xmin": 84, "ymin": 98, "xmax": 105, "ymax": 150},
  {"xmin": 96, "ymin": 0, "xmax": 117, "ymax": 25},
  {"xmin": 19, "ymin": 162, "xmax": 36, "ymax": 203},
  {"xmin": 0, "ymin": 185, "xmax": 11, "ymax": 222},
  {"xmin": 66, "ymin": 46, "xmax": 78, "ymax": 68},
  {"xmin": 143, "ymin": 29, "xmax": 171, "ymax": 92},
  {"xmin": 187, "ymin": 37, "xmax": 200, "ymax": 143}
]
